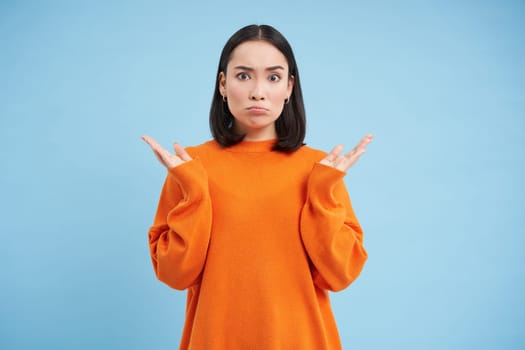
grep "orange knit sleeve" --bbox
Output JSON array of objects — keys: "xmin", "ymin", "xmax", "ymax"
[
  {"xmin": 148, "ymin": 158, "xmax": 212, "ymax": 290},
  {"xmin": 300, "ymin": 163, "xmax": 368, "ymax": 292}
]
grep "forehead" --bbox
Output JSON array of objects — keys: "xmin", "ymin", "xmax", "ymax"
[{"xmin": 228, "ymin": 40, "xmax": 288, "ymax": 69}]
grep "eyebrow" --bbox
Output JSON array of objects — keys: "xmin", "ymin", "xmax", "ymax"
[{"xmin": 233, "ymin": 65, "xmax": 286, "ymax": 71}]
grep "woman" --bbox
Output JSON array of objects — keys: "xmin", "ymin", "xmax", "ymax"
[{"xmin": 142, "ymin": 24, "xmax": 373, "ymax": 350}]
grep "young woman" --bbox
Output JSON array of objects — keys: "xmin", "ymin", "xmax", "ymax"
[{"xmin": 142, "ymin": 24, "xmax": 373, "ymax": 350}]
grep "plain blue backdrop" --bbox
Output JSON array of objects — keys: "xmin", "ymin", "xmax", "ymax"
[{"xmin": 1, "ymin": 0, "xmax": 523, "ymax": 349}]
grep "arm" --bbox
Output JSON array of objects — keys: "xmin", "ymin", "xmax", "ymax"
[
  {"xmin": 300, "ymin": 163, "xmax": 367, "ymax": 292},
  {"xmin": 141, "ymin": 136, "xmax": 212, "ymax": 290},
  {"xmin": 148, "ymin": 159, "xmax": 212, "ymax": 290},
  {"xmin": 300, "ymin": 134, "xmax": 373, "ymax": 291}
]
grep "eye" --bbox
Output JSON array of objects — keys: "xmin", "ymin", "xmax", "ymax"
[
  {"xmin": 269, "ymin": 74, "xmax": 281, "ymax": 82},
  {"xmin": 236, "ymin": 72, "xmax": 250, "ymax": 81}
]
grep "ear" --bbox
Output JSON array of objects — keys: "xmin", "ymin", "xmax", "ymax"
[
  {"xmin": 218, "ymin": 72, "xmax": 226, "ymax": 96},
  {"xmin": 287, "ymin": 75, "xmax": 295, "ymax": 97}
]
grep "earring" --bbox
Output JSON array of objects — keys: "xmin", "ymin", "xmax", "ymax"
[
  {"xmin": 223, "ymin": 95, "xmax": 227, "ymax": 103},
  {"xmin": 284, "ymin": 97, "xmax": 290, "ymax": 105}
]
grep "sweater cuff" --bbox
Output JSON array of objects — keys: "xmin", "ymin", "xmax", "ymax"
[
  {"xmin": 167, "ymin": 158, "xmax": 208, "ymax": 201},
  {"xmin": 307, "ymin": 163, "xmax": 346, "ymax": 205}
]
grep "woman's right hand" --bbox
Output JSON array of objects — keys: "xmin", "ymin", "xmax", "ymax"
[{"xmin": 141, "ymin": 135, "xmax": 192, "ymax": 169}]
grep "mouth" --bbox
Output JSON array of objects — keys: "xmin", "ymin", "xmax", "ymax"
[{"xmin": 246, "ymin": 106, "xmax": 269, "ymax": 115}]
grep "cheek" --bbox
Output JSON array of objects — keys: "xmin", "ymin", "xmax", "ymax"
[
  {"xmin": 273, "ymin": 82, "xmax": 290, "ymax": 96},
  {"xmin": 226, "ymin": 79, "xmax": 245, "ymax": 98},
  {"xmin": 228, "ymin": 88, "xmax": 245, "ymax": 101}
]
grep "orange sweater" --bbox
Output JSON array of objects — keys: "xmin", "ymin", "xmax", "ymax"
[{"xmin": 148, "ymin": 139, "xmax": 367, "ymax": 349}]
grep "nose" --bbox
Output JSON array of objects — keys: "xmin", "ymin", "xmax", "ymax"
[{"xmin": 249, "ymin": 81, "xmax": 265, "ymax": 101}]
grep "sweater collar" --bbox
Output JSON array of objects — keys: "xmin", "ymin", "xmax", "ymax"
[{"xmin": 226, "ymin": 139, "xmax": 277, "ymax": 153}]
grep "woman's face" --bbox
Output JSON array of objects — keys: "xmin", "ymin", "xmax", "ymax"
[{"xmin": 219, "ymin": 40, "xmax": 294, "ymax": 141}]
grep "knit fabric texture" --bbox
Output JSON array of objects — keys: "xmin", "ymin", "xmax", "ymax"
[{"xmin": 148, "ymin": 139, "xmax": 368, "ymax": 350}]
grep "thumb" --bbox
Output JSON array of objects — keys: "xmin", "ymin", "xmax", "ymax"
[
  {"xmin": 173, "ymin": 143, "xmax": 192, "ymax": 161},
  {"xmin": 324, "ymin": 144, "xmax": 343, "ymax": 162}
]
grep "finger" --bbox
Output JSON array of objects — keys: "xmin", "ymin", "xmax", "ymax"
[
  {"xmin": 345, "ymin": 134, "xmax": 373, "ymax": 158},
  {"xmin": 142, "ymin": 135, "xmax": 166, "ymax": 154},
  {"xmin": 173, "ymin": 143, "xmax": 192, "ymax": 162},
  {"xmin": 324, "ymin": 144, "xmax": 343, "ymax": 162},
  {"xmin": 142, "ymin": 135, "xmax": 174, "ymax": 166},
  {"xmin": 142, "ymin": 135, "xmax": 161, "ymax": 156},
  {"xmin": 141, "ymin": 135, "xmax": 155, "ymax": 145},
  {"xmin": 345, "ymin": 144, "xmax": 367, "ymax": 157},
  {"xmin": 342, "ymin": 149, "xmax": 365, "ymax": 165},
  {"xmin": 339, "ymin": 140, "xmax": 373, "ymax": 172},
  {"xmin": 355, "ymin": 134, "xmax": 374, "ymax": 150}
]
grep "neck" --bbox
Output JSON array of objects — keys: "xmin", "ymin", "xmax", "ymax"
[{"xmin": 235, "ymin": 124, "xmax": 277, "ymax": 142}]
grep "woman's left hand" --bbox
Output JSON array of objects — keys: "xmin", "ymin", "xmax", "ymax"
[{"xmin": 320, "ymin": 134, "xmax": 374, "ymax": 173}]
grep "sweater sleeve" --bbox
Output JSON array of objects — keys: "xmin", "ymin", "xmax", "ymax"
[
  {"xmin": 148, "ymin": 158, "xmax": 212, "ymax": 290},
  {"xmin": 300, "ymin": 162, "xmax": 368, "ymax": 292}
]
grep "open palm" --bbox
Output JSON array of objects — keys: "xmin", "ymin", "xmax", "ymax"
[
  {"xmin": 142, "ymin": 135, "xmax": 192, "ymax": 169},
  {"xmin": 320, "ymin": 134, "xmax": 374, "ymax": 172}
]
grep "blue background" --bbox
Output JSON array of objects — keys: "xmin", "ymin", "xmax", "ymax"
[{"xmin": 1, "ymin": 0, "xmax": 523, "ymax": 349}]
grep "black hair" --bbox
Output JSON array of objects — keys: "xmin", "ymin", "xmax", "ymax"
[{"xmin": 209, "ymin": 24, "xmax": 306, "ymax": 152}]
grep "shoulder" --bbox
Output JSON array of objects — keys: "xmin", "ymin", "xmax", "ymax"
[
  {"xmin": 294, "ymin": 144, "xmax": 327, "ymax": 162},
  {"xmin": 185, "ymin": 140, "xmax": 222, "ymax": 158}
]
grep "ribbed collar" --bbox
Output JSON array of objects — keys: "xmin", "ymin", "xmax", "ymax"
[{"xmin": 225, "ymin": 139, "xmax": 278, "ymax": 153}]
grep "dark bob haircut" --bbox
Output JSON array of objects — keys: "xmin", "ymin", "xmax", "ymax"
[{"xmin": 209, "ymin": 24, "xmax": 306, "ymax": 153}]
